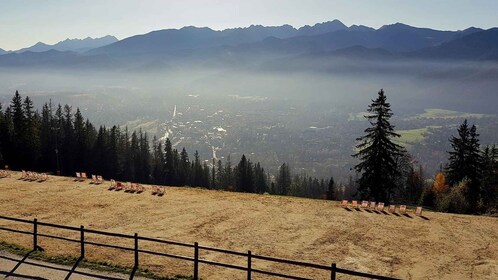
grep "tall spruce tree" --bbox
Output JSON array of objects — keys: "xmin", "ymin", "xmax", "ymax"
[
  {"xmin": 353, "ymin": 89, "xmax": 405, "ymax": 202},
  {"xmin": 446, "ymin": 120, "xmax": 482, "ymax": 210}
]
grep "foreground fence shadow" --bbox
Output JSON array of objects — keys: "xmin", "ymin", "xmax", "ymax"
[{"xmin": 0, "ymin": 215, "xmax": 399, "ymax": 280}]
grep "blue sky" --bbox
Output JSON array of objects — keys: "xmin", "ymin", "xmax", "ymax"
[{"xmin": 1, "ymin": 0, "xmax": 497, "ymax": 50}]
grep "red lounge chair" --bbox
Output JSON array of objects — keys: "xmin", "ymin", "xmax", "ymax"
[
  {"xmin": 115, "ymin": 181, "xmax": 124, "ymax": 191},
  {"xmin": 388, "ymin": 205, "xmax": 396, "ymax": 213},
  {"xmin": 352, "ymin": 200, "xmax": 358, "ymax": 208},
  {"xmin": 341, "ymin": 200, "xmax": 348, "ymax": 207}
]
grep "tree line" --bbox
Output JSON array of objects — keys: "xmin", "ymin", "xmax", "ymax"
[{"xmin": 0, "ymin": 91, "xmax": 334, "ymax": 199}]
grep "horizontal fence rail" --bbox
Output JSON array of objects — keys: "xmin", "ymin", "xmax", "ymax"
[{"xmin": 0, "ymin": 215, "xmax": 399, "ymax": 280}]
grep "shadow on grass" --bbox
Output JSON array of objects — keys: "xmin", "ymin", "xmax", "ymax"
[
  {"xmin": 343, "ymin": 207, "xmax": 353, "ymax": 212},
  {"xmin": 403, "ymin": 213, "xmax": 413, "ymax": 219},
  {"xmin": 420, "ymin": 216, "xmax": 430, "ymax": 220}
]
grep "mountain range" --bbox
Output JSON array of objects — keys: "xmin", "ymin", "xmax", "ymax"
[
  {"xmin": 4, "ymin": 36, "xmax": 118, "ymax": 54},
  {"xmin": 1, "ymin": 20, "xmax": 497, "ymax": 70}
]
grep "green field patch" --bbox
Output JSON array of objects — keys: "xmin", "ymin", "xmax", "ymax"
[
  {"xmin": 397, "ymin": 126, "xmax": 442, "ymax": 144},
  {"xmin": 407, "ymin": 108, "xmax": 494, "ymax": 120}
]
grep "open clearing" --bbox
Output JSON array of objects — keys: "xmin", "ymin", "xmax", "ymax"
[{"xmin": 0, "ymin": 172, "xmax": 497, "ymax": 279}]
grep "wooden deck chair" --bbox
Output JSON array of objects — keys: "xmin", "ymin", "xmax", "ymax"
[
  {"xmin": 91, "ymin": 175, "xmax": 97, "ymax": 184},
  {"xmin": 75, "ymin": 172, "xmax": 81, "ymax": 181},
  {"xmin": 108, "ymin": 179, "xmax": 117, "ymax": 190},
  {"xmin": 151, "ymin": 185, "xmax": 158, "ymax": 195},
  {"xmin": 369, "ymin": 201, "xmax": 376, "ymax": 210},
  {"xmin": 80, "ymin": 172, "xmax": 88, "ymax": 181},
  {"xmin": 20, "ymin": 170, "xmax": 27, "ymax": 180},
  {"xmin": 125, "ymin": 182, "xmax": 135, "ymax": 193},
  {"xmin": 399, "ymin": 205, "xmax": 407, "ymax": 214},
  {"xmin": 340, "ymin": 200, "xmax": 349, "ymax": 207},
  {"xmin": 96, "ymin": 175, "xmax": 103, "ymax": 184},
  {"xmin": 377, "ymin": 202, "xmax": 385, "ymax": 212},
  {"xmin": 136, "ymin": 183, "xmax": 144, "ymax": 193},
  {"xmin": 415, "ymin": 206, "xmax": 423, "ymax": 216},
  {"xmin": 361, "ymin": 201, "xmax": 369, "ymax": 208},
  {"xmin": 0, "ymin": 170, "xmax": 6, "ymax": 178},
  {"xmin": 115, "ymin": 181, "xmax": 124, "ymax": 191},
  {"xmin": 388, "ymin": 205, "xmax": 396, "ymax": 213},
  {"xmin": 157, "ymin": 186, "xmax": 165, "ymax": 197},
  {"xmin": 351, "ymin": 200, "xmax": 358, "ymax": 208},
  {"xmin": 38, "ymin": 173, "xmax": 48, "ymax": 182}
]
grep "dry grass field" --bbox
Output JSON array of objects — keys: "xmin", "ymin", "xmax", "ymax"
[{"xmin": 0, "ymin": 172, "xmax": 497, "ymax": 279}]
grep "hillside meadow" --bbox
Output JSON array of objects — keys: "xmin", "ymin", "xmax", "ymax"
[{"xmin": 0, "ymin": 172, "xmax": 497, "ymax": 279}]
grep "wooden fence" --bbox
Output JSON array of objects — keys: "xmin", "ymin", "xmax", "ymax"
[{"xmin": 0, "ymin": 215, "xmax": 399, "ymax": 280}]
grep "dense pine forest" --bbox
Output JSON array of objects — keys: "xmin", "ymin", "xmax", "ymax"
[
  {"xmin": 0, "ymin": 90, "xmax": 496, "ymax": 214},
  {"xmin": 0, "ymin": 91, "xmax": 332, "ymax": 199}
]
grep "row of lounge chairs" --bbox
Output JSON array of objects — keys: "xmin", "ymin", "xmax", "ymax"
[
  {"xmin": 20, "ymin": 170, "xmax": 49, "ymax": 182},
  {"xmin": 75, "ymin": 172, "xmax": 104, "ymax": 184},
  {"xmin": 108, "ymin": 180, "xmax": 145, "ymax": 193},
  {"xmin": 0, "ymin": 170, "xmax": 11, "ymax": 178},
  {"xmin": 108, "ymin": 180, "xmax": 165, "ymax": 196},
  {"xmin": 341, "ymin": 200, "xmax": 423, "ymax": 216}
]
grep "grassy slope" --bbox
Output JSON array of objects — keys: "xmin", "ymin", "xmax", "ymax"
[{"xmin": 0, "ymin": 172, "xmax": 497, "ymax": 279}]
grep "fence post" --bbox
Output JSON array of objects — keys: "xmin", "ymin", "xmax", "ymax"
[
  {"xmin": 134, "ymin": 233, "xmax": 139, "ymax": 268},
  {"xmin": 33, "ymin": 218, "xmax": 38, "ymax": 251},
  {"xmin": 194, "ymin": 242, "xmax": 199, "ymax": 280},
  {"xmin": 80, "ymin": 225, "xmax": 85, "ymax": 259},
  {"xmin": 247, "ymin": 250, "xmax": 252, "ymax": 280},
  {"xmin": 331, "ymin": 263, "xmax": 336, "ymax": 280}
]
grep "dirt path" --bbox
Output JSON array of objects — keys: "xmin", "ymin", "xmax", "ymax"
[{"xmin": 0, "ymin": 250, "xmax": 152, "ymax": 279}]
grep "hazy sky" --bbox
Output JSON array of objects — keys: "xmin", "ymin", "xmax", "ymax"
[{"xmin": 1, "ymin": 0, "xmax": 497, "ymax": 50}]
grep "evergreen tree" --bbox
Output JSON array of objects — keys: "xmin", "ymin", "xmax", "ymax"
[
  {"xmin": 276, "ymin": 163, "xmax": 291, "ymax": 195},
  {"xmin": 353, "ymin": 89, "xmax": 405, "ymax": 202},
  {"xmin": 446, "ymin": 120, "xmax": 482, "ymax": 210},
  {"xmin": 326, "ymin": 176, "xmax": 336, "ymax": 200}
]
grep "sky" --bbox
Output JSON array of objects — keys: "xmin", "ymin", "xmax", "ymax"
[{"xmin": 1, "ymin": 0, "xmax": 497, "ymax": 51}]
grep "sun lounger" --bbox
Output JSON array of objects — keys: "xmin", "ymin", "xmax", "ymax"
[
  {"xmin": 80, "ymin": 172, "xmax": 88, "ymax": 181},
  {"xmin": 369, "ymin": 201, "xmax": 376, "ymax": 210},
  {"xmin": 75, "ymin": 172, "xmax": 81, "ymax": 181},
  {"xmin": 341, "ymin": 200, "xmax": 348, "ymax": 207},
  {"xmin": 352, "ymin": 200, "xmax": 358, "ymax": 208},
  {"xmin": 96, "ymin": 176, "xmax": 103, "ymax": 184},
  {"xmin": 136, "ymin": 183, "xmax": 144, "ymax": 193},
  {"xmin": 415, "ymin": 206, "xmax": 423, "ymax": 216},
  {"xmin": 361, "ymin": 201, "xmax": 368, "ymax": 208},
  {"xmin": 20, "ymin": 170, "xmax": 27, "ymax": 180},
  {"xmin": 388, "ymin": 205, "xmax": 395, "ymax": 213},
  {"xmin": 399, "ymin": 205, "xmax": 407, "ymax": 214},
  {"xmin": 115, "ymin": 181, "xmax": 124, "ymax": 191},
  {"xmin": 151, "ymin": 185, "xmax": 159, "ymax": 195},
  {"xmin": 91, "ymin": 175, "xmax": 97, "ymax": 184},
  {"xmin": 377, "ymin": 202, "xmax": 385, "ymax": 211},
  {"xmin": 157, "ymin": 186, "xmax": 165, "ymax": 196},
  {"xmin": 108, "ymin": 179, "xmax": 117, "ymax": 190},
  {"xmin": 38, "ymin": 173, "xmax": 48, "ymax": 182}
]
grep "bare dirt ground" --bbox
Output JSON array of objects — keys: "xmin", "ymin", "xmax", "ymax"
[{"xmin": 0, "ymin": 172, "xmax": 497, "ymax": 279}]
